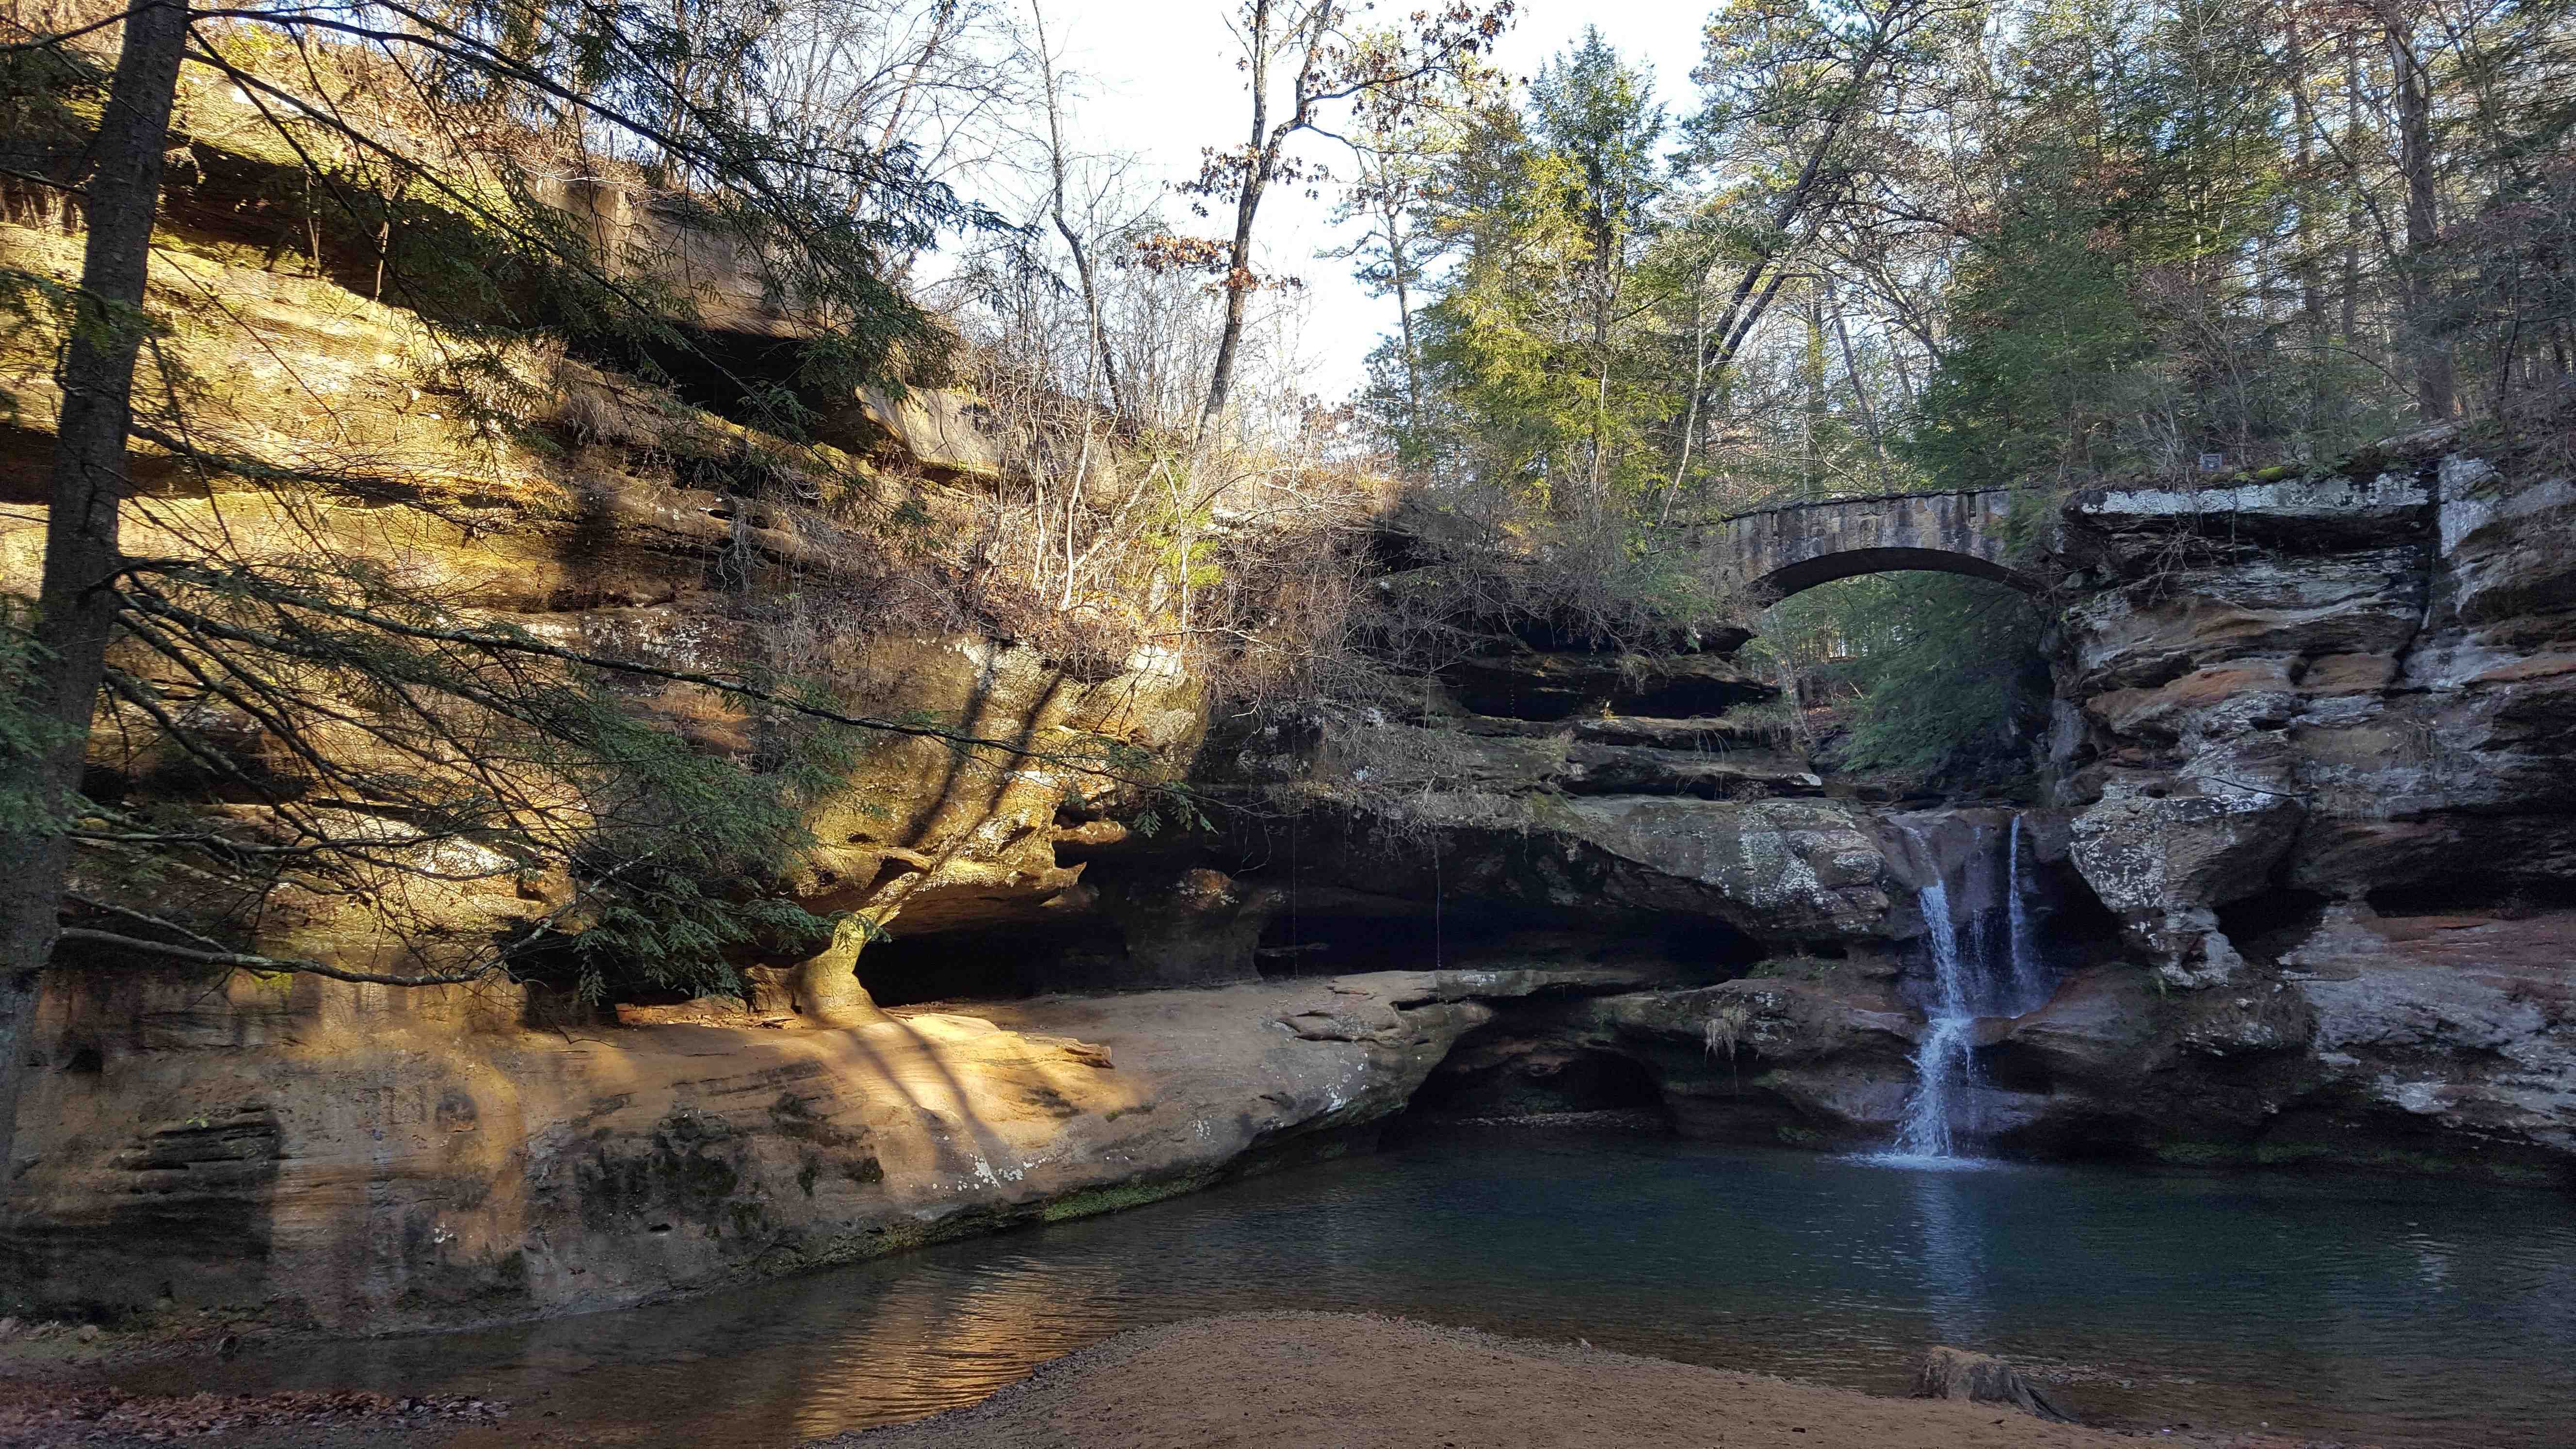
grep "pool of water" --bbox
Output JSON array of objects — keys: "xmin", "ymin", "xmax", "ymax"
[{"xmin": 135, "ymin": 1131, "xmax": 2576, "ymax": 1447}]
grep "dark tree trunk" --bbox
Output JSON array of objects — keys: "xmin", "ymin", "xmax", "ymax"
[
  {"xmin": 1199, "ymin": 0, "xmax": 1284, "ymax": 437},
  {"xmin": 2382, "ymin": 6, "xmax": 2455, "ymax": 417},
  {"xmin": 0, "ymin": 0, "xmax": 193, "ymax": 1175},
  {"xmin": 1200, "ymin": 167, "xmax": 1270, "ymax": 435}
]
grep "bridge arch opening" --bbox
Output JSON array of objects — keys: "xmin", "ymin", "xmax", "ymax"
[
  {"xmin": 1751, "ymin": 546, "xmax": 2037, "ymax": 606},
  {"xmin": 1760, "ymin": 569, "xmax": 2050, "ymax": 783}
]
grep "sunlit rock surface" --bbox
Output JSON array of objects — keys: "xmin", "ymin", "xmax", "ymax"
[{"xmin": 3, "ymin": 966, "xmax": 1666, "ymax": 1329}]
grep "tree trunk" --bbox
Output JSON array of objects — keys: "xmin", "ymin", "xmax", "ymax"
[
  {"xmin": 2340, "ymin": 30, "xmax": 2364, "ymax": 349},
  {"xmin": 0, "ymin": 0, "xmax": 192, "ymax": 1179},
  {"xmin": 877, "ymin": 0, "xmax": 964, "ymax": 152},
  {"xmin": 2381, "ymin": 5, "xmax": 2454, "ymax": 417},
  {"xmin": 1802, "ymin": 289, "xmax": 1830, "ymax": 498},
  {"xmin": 1198, "ymin": 0, "xmax": 1279, "ymax": 436},
  {"xmin": 1827, "ymin": 281, "xmax": 1885, "ymax": 458},
  {"xmin": 2282, "ymin": 0, "xmax": 2328, "ymax": 423},
  {"xmin": 1031, "ymin": 0, "xmax": 1127, "ymax": 421},
  {"xmin": 1199, "ymin": 170, "xmax": 1268, "ymax": 435},
  {"xmin": 1690, "ymin": 15, "xmax": 1899, "ymax": 424},
  {"xmin": 790, "ymin": 917, "xmax": 889, "ymax": 1028},
  {"xmin": 1387, "ymin": 193, "xmax": 1421, "ymax": 436}
]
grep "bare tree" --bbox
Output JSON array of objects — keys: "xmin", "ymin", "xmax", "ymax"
[
  {"xmin": 1025, "ymin": 0, "xmax": 1125, "ymax": 420},
  {"xmin": 1150, "ymin": 0, "xmax": 1512, "ymax": 436}
]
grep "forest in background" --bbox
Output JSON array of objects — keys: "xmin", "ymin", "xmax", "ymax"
[
  {"xmin": 1316, "ymin": 0, "xmax": 2571, "ymax": 777},
  {"xmin": 902, "ymin": 0, "xmax": 2575, "ymax": 778},
  {"xmin": 1353, "ymin": 0, "xmax": 2571, "ymax": 503}
]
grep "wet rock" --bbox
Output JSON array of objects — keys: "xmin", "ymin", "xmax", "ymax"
[
  {"xmin": 1995, "ymin": 970, "xmax": 2163, "ymax": 1089},
  {"xmin": 2170, "ymin": 984, "xmax": 2315, "ymax": 1058},
  {"xmin": 0, "ymin": 1383, "xmax": 510, "ymax": 1442},
  {"xmin": 1466, "ymin": 980, "xmax": 1930, "ymax": 1146},
  {"xmin": 1579, "ymin": 980, "xmax": 1914, "ymax": 1068},
  {"xmin": 1913, "ymin": 1346, "xmax": 2075, "ymax": 1421}
]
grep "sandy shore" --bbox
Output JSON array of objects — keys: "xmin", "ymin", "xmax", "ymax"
[
  {"xmin": 1, "ymin": 1310, "xmax": 2340, "ymax": 1448},
  {"xmin": 812, "ymin": 1311, "xmax": 2311, "ymax": 1449}
]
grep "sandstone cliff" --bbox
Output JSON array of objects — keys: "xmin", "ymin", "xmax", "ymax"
[{"xmin": 6, "ymin": 186, "xmax": 2573, "ymax": 1338}]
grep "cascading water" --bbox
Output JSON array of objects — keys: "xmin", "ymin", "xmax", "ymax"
[
  {"xmin": 1881, "ymin": 817, "xmax": 2058, "ymax": 1163},
  {"xmin": 2006, "ymin": 815, "xmax": 2046, "ymax": 1010},
  {"xmin": 1887, "ymin": 877, "xmax": 1977, "ymax": 1159}
]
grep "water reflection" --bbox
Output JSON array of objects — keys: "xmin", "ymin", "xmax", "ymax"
[
  {"xmin": 123, "ymin": 1133, "xmax": 2576, "ymax": 1449},
  {"xmin": 1909, "ymin": 1167, "xmax": 1984, "ymax": 1348}
]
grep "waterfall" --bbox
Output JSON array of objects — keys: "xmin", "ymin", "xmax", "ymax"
[
  {"xmin": 1882, "ymin": 815, "xmax": 2059, "ymax": 1163},
  {"xmin": 1888, "ymin": 877, "xmax": 1978, "ymax": 1159},
  {"xmin": 2006, "ymin": 816, "xmax": 2045, "ymax": 1013}
]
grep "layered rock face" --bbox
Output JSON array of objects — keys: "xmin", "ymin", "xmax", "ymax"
[
  {"xmin": 0, "ymin": 220, "xmax": 1212, "ymax": 972},
  {"xmin": 2025, "ymin": 434, "xmax": 2576, "ymax": 1172},
  {"xmin": 1224, "ymin": 652, "xmax": 1904, "ymax": 959},
  {"xmin": 0, "ymin": 220, "xmax": 1277, "ymax": 1328},
  {"xmin": 1402, "ymin": 435, "xmax": 2576, "ymax": 1181}
]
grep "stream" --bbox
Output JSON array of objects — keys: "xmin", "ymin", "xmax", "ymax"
[{"xmin": 124, "ymin": 1128, "xmax": 2576, "ymax": 1448}]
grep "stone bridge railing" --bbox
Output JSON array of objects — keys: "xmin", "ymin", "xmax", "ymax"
[{"xmin": 1698, "ymin": 488, "xmax": 2040, "ymax": 604}]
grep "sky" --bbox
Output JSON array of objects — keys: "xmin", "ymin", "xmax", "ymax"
[{"xmin": 1028, "ymin": 0, "xmax": 1716, "ymax": 400}]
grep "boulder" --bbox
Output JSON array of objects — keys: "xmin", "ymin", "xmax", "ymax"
[
  {"xmin": 1913, "ymin": 1346, "xmax": 2076, "ymax": 1422},
  {"xmin": 854, "ymin": 386, "xmax": 1003, "ymax": 479},
  {"xmin": 2070, "ymin": 782, "xmax": 2302, "ymax": 986}
]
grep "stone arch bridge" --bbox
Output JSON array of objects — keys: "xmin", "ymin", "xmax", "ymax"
[{"xmin": 1698, "ymin": 487, "xmax": 2039, "ymax": 604}]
